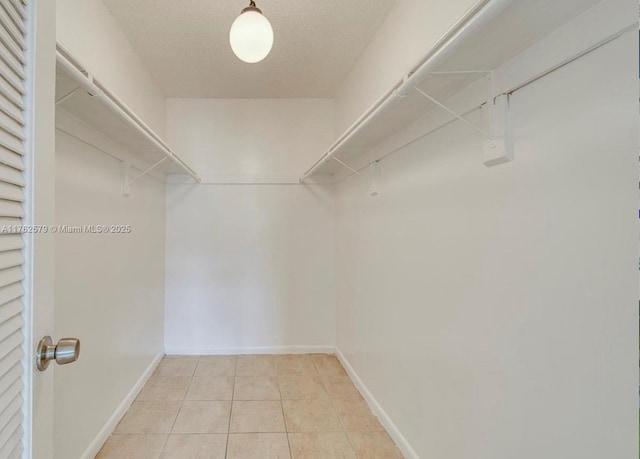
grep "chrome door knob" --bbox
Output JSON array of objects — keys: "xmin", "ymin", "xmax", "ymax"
[{"xmin": 36, "ymin": 336, "xmax": 80, "ymax": 371}]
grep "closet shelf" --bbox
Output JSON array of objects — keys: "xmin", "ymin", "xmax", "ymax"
[
  {"xmin": 299, "ymin": 0, "xmax": 600, "ymax": 182},
  {"xmin": 55, "ymin": 43, "xmax": 201, "ymax": 183}
]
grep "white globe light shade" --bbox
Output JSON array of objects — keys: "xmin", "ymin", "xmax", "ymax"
[{"xmin": 229, "ymin": 10, "xmax": 274, "ymax": 64}]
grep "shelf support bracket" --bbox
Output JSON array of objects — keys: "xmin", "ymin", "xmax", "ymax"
[
  {"xmin": 481, "ymin": 92, "xmax": 513, "ymax": 167},
  {"xmin": 369, "ymin": 161, "xmax": 380, "ymax": 197},
  {"xmin": 331, "ymin": 156, "xmax": 366, "ymax": 179},
  {"xmin": 55, "ymin": 85, "xmax": 81, "ymax": 105},
  {"xmin": 129, "ymin": 158, "xmax": 167, "ymax": 185},
  {"xmin": 414, "ymin": 87, "xmax": 492, "ymax": 140},
  {"xmin": 121, "ymin": 157, "xmax": 168, "ymax": 197}
]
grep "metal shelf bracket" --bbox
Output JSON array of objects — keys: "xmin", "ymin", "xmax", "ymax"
[
  {"xmin": 414, "ymin": 86, "xmax": 493, "ymax": 140},
  {"xmin": 330, "ymin": 157, "xmax": 381, "ymax": 198},
  {"xmin": 331, "ymin": 156, "xmax": 366, "ymax": 179},
  {"xmin": 415, "ymin": 71, "xmax": 514, "ymax": 167},
  {"xmin": 121, "ymin": 157, "xmax": 168, "ymax": 197},
  {"xmin": 55, "ymin": 85, "xmax": 81, "ymax": 105}
]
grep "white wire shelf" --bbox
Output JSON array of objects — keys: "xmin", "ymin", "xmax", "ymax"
[
  {"xmin": 55, "ymin": 43, "xmax": 201, "ymax": 183},
  {"xmin": 300, "ymin": 0, "xmax": 603, "ymax": 182}
]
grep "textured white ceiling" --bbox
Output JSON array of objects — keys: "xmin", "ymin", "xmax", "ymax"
[{"xmin": 103, "ymin": 0, "xmax": 397, "ymax": 98}]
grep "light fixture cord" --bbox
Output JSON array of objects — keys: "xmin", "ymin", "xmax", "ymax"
[{"xmin": 249, "ymin": 0, "xmax": 256, "ymax": 6}]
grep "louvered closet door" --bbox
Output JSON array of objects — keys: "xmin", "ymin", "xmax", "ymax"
[{"xmin": 0, "ymin": 0, "xmax": 28, "ymax": 457}]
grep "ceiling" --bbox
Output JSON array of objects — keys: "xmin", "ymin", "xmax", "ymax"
[{"xmin": 103, "ymin": 0, "xmax": 397, "ymax": 98}]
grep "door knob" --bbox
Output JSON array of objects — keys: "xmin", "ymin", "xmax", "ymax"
[{"xmin": 36, "ymin": 336, "xmax": 80, "ymax": 371}]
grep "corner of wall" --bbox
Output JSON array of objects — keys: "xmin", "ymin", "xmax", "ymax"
[
  {"xmin": 79, "ymin": 352, "xmax": 164, "ymax": 459},
  {"xmin": 55, "ymin": 0, "xmax": 168, "ymax": 137},
  {"xmin": 335, "ymin": 348, "xmax": 419, "ymax": 459}
]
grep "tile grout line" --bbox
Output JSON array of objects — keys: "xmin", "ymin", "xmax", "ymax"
[
  {"xmin": 276, "ymin": 359, "xmax": 294, "ymax": 459},
  {"xmin": 158, "ymin": 355, "xmax": 199, "ymax": 456},
  {"xmin": 224, "ymin": 356, "xmax": 238, "ymax": 459},
  {"xmin": 315, "ymin": 356, "xmax": 361, "ymax": 458}
]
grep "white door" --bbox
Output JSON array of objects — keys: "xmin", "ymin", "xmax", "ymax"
[{"xmin": 0, "ymin": 0, "xmax": 58, "ymax": 458}]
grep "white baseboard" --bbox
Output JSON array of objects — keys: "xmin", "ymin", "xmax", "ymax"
[
  {"xmin": 164, "ymin": 345, "xmax": 335, "ymax": 355},
  {"xmin": 79, "ymin": 352, "xmax": 164, "ymax": 459},
  {"xmin": 335, "ymin": 347, "xmax": 419, "ymax": 459}
]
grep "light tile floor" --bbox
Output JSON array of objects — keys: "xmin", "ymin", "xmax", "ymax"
[{"xmin": 96, "ymin": 354, "xmax": 404, "ymax": 459}]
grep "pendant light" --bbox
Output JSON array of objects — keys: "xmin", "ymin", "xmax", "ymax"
[{"xmin": 229, "ymin": 1, "xmax": 274, "ymax": 64}]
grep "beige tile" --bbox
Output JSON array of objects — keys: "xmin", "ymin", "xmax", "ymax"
[
  {"xmin": 347, "ymin": 432, "xmax": 403, "ymax": 458},
  {"xmin": 236, "ymin": 355, "xmax": 278, "ymax": 376},
  {"xmin": 332, "ymin": 399, "xmax": 383, "ymax": 432},
  {"xmin": 172, "ymin": 401, "xmax": 231, "ymax": 434},
  {"xmin": 282, "ymin": 399, "xmax": 342, "ymax": 433},
  {"xmin": 279, "ymin": 375, "xmax": 328, "ymax": 400},
  {"xmin": 115, "ymin": 401, "xmax": 181, "ymax": 434},
  {"xmin": 274, "ymin": 355, "xmax": 317, "ymax": 375},
  {"xmin": 137, "ymin": 376, "xmax": 191, "ymax": 401},
  {"xmin": 234, "ymin": 376, "xmax": 280, "ymax": 400},
  {"xmin": 195, "ymin": 356, "xmax": 237, "ymax": 377},
  {"xmin": 230, "ymin": 401, "xmax": 286, "ymax": 433},
  {"xmin": 160, "ymin": 434, "xmax": 227, "ymax": 459},
  {"xmin": 309, "ymin": 355, "xmax": 347, "ymax": 377},
  {"xmin": 227, "ymin": 433, "xmax": 291, "ymax": 459},
  {"xmin": 185, "ymin": 377, "xmax": 234, "ymax": 401},
  {"xmin": 288, "ymin": 433, "xmax": 356, "ymax": 459},
  {"xmin": 322, "ymin": 375, "xmax": 363, "ymax": 401},
  {"xmin": 96, "ymin": 435, "xmax": 167, "ymax": 459},
  {"xmin": 154, "ymin": 356, "xmax": 199, "ymax": 377}
]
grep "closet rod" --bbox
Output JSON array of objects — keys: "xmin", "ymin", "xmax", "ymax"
[
  {"xmin": 299, "ymin": 0, "xmax": 511, "ymax": 183},
  {"xmin": 55, "ymin": 44, "xmax": 201, "ymax": 183}
]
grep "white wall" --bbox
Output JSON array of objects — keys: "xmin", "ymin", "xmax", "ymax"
[
  {"xmin": 164, "ymin": 99, "xmax": 336, "ymax": 353},
  {"xmin": 165, "ymin": 184, "xmax": 335, "ymax": 353},
  {"xmin": 56, "ymin": 0, "xmax": 167, "ymax": 136},
  {"xmin": 334, "ymin": 0, "xmax": 478, "ymax": 133},
  {"xmin": 54, "ymin": 129, "xmax": 166, "ymax": 459},
  {"xmin": 334, "ymin": 30, "xmax": 636, "ymax": 459},
  {"xmin": 166, "ymin": 99, "xmax": 334, "ymax": 178}
]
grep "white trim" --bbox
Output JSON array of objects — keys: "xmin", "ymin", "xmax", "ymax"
[
  {"xmin": 165, "ymin": 345, "xmax": 335, "ymax": 356},
  {"xmin": 79, "ymin": 352, "xmax": 163, "ymax": 459},
  {"xmin": 22, "ymin": 0, "xmax": 37, "ymax": 455},
  {"xmin": 335, "ymin": 347, "xmax": 420, "ymax": 459}
]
